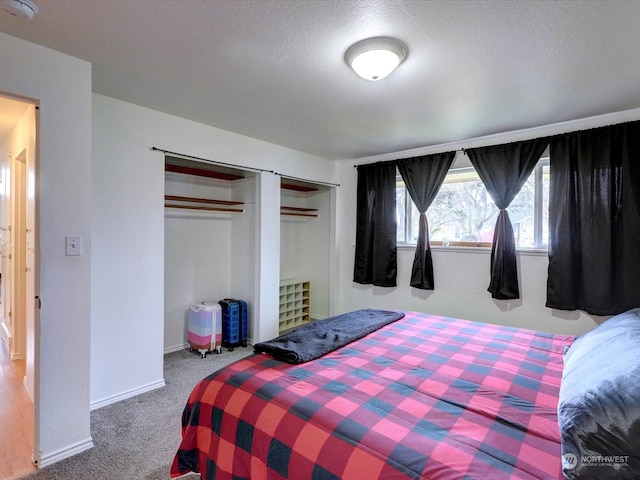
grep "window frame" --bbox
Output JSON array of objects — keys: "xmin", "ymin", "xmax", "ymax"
[{"xmin": 396, "ymin": 157, "xmax": 549, "ymax": 250}]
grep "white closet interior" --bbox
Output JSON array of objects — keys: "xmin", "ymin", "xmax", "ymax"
[{"xmin": 163, "ymin": 156, "xmax": 335, "ymax": 352}]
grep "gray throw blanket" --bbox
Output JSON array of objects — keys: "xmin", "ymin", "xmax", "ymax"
[{"xmin": 253, "ymin": 309, "xmax": 404, "ymax": 363}]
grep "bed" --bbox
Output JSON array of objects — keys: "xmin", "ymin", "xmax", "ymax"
[{"xmin": 170, "ymin": 310, "xmax": 588, "ymax": 479}]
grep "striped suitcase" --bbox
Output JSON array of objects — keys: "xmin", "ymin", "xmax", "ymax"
[
  {"xmin": 187, "ymin": 301, "xmax": 222, "ymax": 358},
  {"xmin": 219, "ymin": 299, "xmax": 248, "ymax": 351}
]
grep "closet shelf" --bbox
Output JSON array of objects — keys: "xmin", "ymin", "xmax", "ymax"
[
  {"xmin": 281, "ymin": 182, "xmax": 318, "ymax": 192},
  {"xmin": 280, "ymin": 206, "xmax": 318, "ymax": 218},
  {"xmin": 164, "ymin": 195, "xmax": 244, "ymax": 213},
  {"xmin": 280, "ymin": 205, "xmax": 318, "ymax": 218},
  {"xmin": 165, "ymin": 163, "xmax": 244, "ymax": 181},
  {"xmin": 165, "ymin": 195, "xmax": 243, "ymax": 206}
]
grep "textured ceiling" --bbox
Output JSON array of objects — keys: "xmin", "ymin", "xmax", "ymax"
[{"xmin": 1, "ymin": 0, "xmax": 640, "ymax": 160}]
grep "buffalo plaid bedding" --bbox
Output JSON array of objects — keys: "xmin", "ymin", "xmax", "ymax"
[{"xmin": 171, "ymin": 311, "xmax": 574, "ymax": 479}]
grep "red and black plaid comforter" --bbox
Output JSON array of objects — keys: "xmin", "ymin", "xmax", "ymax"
[{"xmin": 171, "ymin": 311, "xmax": 574, "ymax": 479}]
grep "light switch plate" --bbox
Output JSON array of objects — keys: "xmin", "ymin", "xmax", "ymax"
[{"xmin": 66, "ymin": 235, "xmax": 82, "ymax": 256}]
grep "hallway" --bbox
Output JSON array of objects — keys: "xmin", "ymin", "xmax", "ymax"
[{"xmin": 0, "ymin": 339, "xmax": 35, "ymax": 479}]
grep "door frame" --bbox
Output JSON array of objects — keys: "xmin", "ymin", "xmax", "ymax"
[{"xmin": 0, "ymin": 91, "xmax": 40, "ymax": 470}]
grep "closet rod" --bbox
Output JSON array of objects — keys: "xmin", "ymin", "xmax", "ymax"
[
  {"xmin": 165, "ymin": 194, "xmax": 243, "ymax": 206},
  {"xmin": 281, "ymin": 205, "xmax": 318, "ymax": 212},
  {"xmin": 281, "ymin": 212, "xmax": 319, "ymax": 218},
  {"xmin": 165, "ymin": 204, "xmax": 244, "ymax": 213},
  {"xmin": 152, "ymin": 147, "xmax": 274, "ymax": 174},
  {"xmin": 275, "ymin": 172, "xmax": 340, "ymax": 188}
]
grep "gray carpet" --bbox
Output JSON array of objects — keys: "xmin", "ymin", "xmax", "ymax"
[{"xmin": 21, "ymin": 347, "xmax": 254, "ymax": 480}]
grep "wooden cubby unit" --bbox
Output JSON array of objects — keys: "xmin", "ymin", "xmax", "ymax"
[{"xmin": 279, "ymin": 279, "xmax": 310, "ymax": 332}]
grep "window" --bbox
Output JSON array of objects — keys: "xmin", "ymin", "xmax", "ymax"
[{"xmin": 396, "ymin": 158, "xmax": 549, "ymax": 249}]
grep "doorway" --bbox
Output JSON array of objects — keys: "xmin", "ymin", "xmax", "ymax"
[{"xmin": 0, "ymin": 94, "xmax": 38, "ymax": 479}]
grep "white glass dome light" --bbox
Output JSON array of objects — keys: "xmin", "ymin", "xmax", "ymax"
[
  {"xmin": 345, "ymin": 37, "xmax": 408, "ymax": 81},
  {"xmin": 1, "ymin": 0, "xmax": 39, "ymax": 20}
]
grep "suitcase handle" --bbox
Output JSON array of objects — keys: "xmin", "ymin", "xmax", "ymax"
[{"xmin": 190, "ymin": 302, "xmax": 210, "ymax": 313}]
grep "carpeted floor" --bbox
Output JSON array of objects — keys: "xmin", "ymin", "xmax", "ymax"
[{"xmin": 20, "ymin": 347, "xmax": 254, "ymax": 480}]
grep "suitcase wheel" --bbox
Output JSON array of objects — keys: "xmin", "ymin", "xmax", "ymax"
[
  {"xmin": 214, "ymin": 347, "xmax": 221, "ymax": 354},
  {"xmin": 241, "ymin": 341, "xmax": 248, "ymax": 348}
]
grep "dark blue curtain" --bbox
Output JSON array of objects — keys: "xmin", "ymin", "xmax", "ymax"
[
  {"xmin": 466, "ymin": 139, "xmax": 548, "ymax": 299},
  {"xmin": 547, "ymin": 121, "xmax": 640, "ymax": 315},
  {"xmin": 353, "ymin": 162, "xmax": 397, "ymax": 287},
  {"xmin": 397, "ymin": 152, "xmax": 455, "ymax": 289}
]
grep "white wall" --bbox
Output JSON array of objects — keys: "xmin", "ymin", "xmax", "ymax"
[
  {"xmin": 335, "ymin": 108, "xmax": 640, "ymax": 336},
  {"xmin": 0, "ymin": 33, "xmax": 93, "ymax": 466},
  {"xmin": 91, "ymin": 95, "xmax": 165, "ymax": 408},
  {"xmin": 92, "ymin": 94, "xmax": 338, "ymax": 407},
  {"xmin": 253, "ymin": 172, "xmax": 281, "ymax": 343}
]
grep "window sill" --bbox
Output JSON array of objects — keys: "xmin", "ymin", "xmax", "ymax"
[{"xmin": 397, "ymin": 243, "xmax": 548, "ymax": 257}]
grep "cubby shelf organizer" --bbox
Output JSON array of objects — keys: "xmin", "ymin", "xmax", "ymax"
[{"xmin": 279, "ymin": 279, "xmax": 310, "ymax": 332}]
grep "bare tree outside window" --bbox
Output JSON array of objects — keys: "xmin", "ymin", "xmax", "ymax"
[{"xmin": 397, "ymin": 160, "xmax": 549, "ymax": 249}]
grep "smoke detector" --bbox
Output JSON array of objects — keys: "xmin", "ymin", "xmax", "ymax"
[{"xmin": 1, "ymin": 0, "xmax": 39, "ymax": 20}]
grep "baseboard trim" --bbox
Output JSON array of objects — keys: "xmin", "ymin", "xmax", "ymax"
[
  {"xmin": 164, "ymin": 343, "xmax": 188, "ymax": 354},
  {"xmin": 90, "ymin": 379, "xmax": 166, "ymax": 411},
  {"xmin": 36, "ymin": 436, "xmax": 94, "ymax": 468}
]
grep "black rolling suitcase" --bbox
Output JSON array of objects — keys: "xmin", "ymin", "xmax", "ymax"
[{"xmin": 219, "ymin": 299, "xmax": 248, "ymax": 351}]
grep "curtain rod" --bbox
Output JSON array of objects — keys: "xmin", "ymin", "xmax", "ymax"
[
  {"xmin": 151, "ymin": 147, "xmax": 274, "ymax": 174},
  {"xmin": 352, "ymin": 116, "xmax": 640, "ymax": 169},
  {"xmin": 276, "ymin": 172, "xmax": 340, "ymax": 188},
  {"xmin": 153, "ymin": 147, "xmax": 339, "ymax": 187},
  {"xmin": 353, "ymin": 148, "xmax": 465, "ymax": 168}
]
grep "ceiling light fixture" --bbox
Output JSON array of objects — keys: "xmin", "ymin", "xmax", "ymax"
[
  {"xmin": 1, "ymin": 0, "xmax": 39, "ymax": 20},
  {"xmin": 345, "ymin": 36, "xmax": 407, "ymax": 81}
]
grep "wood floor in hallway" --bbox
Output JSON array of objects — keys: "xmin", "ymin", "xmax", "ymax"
[{"xmin": 0, "ymin": 339, "xmax": 35, "ymax": 480}]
